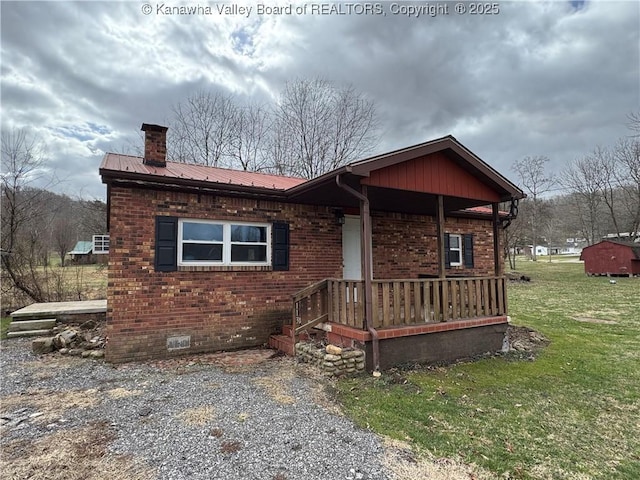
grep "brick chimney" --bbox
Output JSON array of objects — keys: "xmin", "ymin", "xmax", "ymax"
[{"xmin": 141, "ymin": 123, "xmax": 168, "ymax": 167}]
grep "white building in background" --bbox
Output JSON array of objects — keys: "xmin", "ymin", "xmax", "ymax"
[{"xmin": 602, "ymin": 232, "xmax": 640, "ymax": 243}]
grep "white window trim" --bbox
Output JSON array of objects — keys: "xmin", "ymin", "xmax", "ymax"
[
  {"xmin": 449, "ymin": 233, "xmax": 463, "ymax": 267},
  {"xmin": 93, "ymin": 235, "xmax": 109, "ymax": 254},
  {"xmin": 178, "ymin": 219, "xmax": 271, "ymax": 267}
]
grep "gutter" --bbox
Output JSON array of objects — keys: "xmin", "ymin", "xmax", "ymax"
[{"xmin": 335, "ymin": 174, "xmax": 380, "ymax": 374}]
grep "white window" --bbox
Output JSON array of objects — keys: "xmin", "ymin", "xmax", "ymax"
[
  {"xmin": 93, "ymin": 235, "xmax": 109, "ymax": 254},
  {"xmin": 178, "ymin": 220, "xmax": 270, "ymax": 266},
  {"xmin": 448, "ymin": 234, "xmax": 462, "ymax": 267}
]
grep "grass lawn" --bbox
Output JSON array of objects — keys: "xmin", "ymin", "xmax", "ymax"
[
  {"xmin": 336, "ymin": 261, "xmax": 640, "ymax": 479},
  {"xmin": 1, "ymin": 317, "xmax": 11, "ymax": 340}
]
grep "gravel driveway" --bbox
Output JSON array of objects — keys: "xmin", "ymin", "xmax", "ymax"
[{"xmin": 0, "ymin": 338, "xmax": 391, "ymax": 480}]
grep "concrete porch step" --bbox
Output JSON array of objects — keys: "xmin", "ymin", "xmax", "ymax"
[
  {"xmin": 7, "ymin": 329, "xmax": 54, "ymax": 338},
  {"xmin": 8, "ymin": 318, "xmax": 56, "ymax": 332}
]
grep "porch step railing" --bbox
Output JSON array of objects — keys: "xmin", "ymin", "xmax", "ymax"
[
  {"xmin": 292, "ymin": 277, "xmax": 507, "ymax": 333},
  {"xmin": 292, "ymin": 279, "xmax": 330, "ymax": 336}
]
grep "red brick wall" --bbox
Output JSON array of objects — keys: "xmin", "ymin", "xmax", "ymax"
[
  {"xmin": 106, "ymin": 186, "xmax": 502, "ymax": 362},
  {"xmin": 106, "ymin": 187, "xmax": 342, "ymax": 363},
  {"xmin": 371, "ymin": 211, "xmax": 501, "ymax": 278}
]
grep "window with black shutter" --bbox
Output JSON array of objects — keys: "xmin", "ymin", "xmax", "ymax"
[
  {"xmin": 463, "ymin": 233, "xmax": 474, "ymax": 268},
  {"xmin": 272, "ymin": 222, "xmax": 290, "ymax": 271},
  {"xmin": 155, "ymin": 216, "xmax": 178, "ymax": 272},
  {"xmin": 444, "ymin": 233, "xmax": 474, "ymax": 269}
]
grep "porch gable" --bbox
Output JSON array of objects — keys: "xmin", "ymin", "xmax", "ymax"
[{"xmin": 361, "ymin": 151, "xmax": 502, "ymax": 203}]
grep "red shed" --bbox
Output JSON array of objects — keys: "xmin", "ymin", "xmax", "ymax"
[{"xmin": 580, "ymin": 240, "xmax": 640, "ymax": 277}]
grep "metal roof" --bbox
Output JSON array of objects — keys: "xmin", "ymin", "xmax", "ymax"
[
  {"xmin": 69, "ymin": 241, "xmax": 93, "ymax": 255},
  {"xmin": 100, "ymin": 154, "xmax": 306, "ymax": 191},
  {"xmin": 100, "ymin": 137, "xmax": 524, "ymax": 215}
]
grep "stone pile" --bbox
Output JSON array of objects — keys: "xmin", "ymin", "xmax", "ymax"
[
  {"xmin": 32, "ymin": 326, "xmax": 106, "ymax": 358},
  {"xmin": 295, "ymin": 342, "xmax": 365, "ymax": 376}
]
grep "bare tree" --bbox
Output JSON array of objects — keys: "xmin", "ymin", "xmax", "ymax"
[
  {"xmin": 169, "ymin": 91, "xmax": 238, "ymax": 167},
  {"xmin": 512, "ymin": 156, "xmax": 556, "ymax": 261},
  {"xmin": 49, "ymin": 195, "xmax": 77, "ymax": 267},
  {"xmin": 587, "ymin": 145, "xmax": 625, "ymax": 239},
  {"xmin": 627, "ymin": 110, "xmax": 640, "ymax": 137},
  {"xmin": 272, "ymin": 78, "xmax": 379, "ymax": 178},
  {"xmin": 613, "ymin": 137, "xmax": 640, "ymax": 240},
  {"xmin": 228, "ymin": 102, "xmax": 271, "ymax": 172},
  {"xmin": 76, "ymin": 199, "xmax": 108, "ymax": 239},
  {"xmin": 1, "ymin": 129, "xmax": 53, "ymax": 302},
  {"xmin": 502, "ymin": 201, "xmax": 528, "ymax": 270},
  {"xmin": 561, "ymin": 156, "xmax": 606, "ymax": 245}
]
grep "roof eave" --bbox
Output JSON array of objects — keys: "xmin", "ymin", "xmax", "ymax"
[{"xmin": 100, "ymin": 169, "xmax": 290, "ymax": 200}]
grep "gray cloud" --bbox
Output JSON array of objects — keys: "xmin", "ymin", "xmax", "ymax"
[{"xmin": 1, "ymin": 0, "xmax": 638, "ymax": 200}]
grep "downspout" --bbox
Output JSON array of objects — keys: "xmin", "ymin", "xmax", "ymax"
[{"xmin": 336, "ymin": 174, "xmax": 380, "ymax": 373}]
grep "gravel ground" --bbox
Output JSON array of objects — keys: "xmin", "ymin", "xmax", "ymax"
[{"xmin": 0, "ymin": 338, "xmax": 391, "ymax": 480}]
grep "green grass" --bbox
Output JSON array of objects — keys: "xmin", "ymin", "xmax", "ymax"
[
  {"xmin": 1, "ymin": 317, "xmax": 12, "ymax": 339},
  {"xmin": 337, "ymin": 261, "xmax": 640, "ymax": 479}
]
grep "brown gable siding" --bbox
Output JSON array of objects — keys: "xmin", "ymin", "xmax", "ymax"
[{"xmin": 361, "ymin": 151, "xmax": 502, "ymax": 202}]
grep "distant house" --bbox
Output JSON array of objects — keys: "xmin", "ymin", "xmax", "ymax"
[
  {"xmin": 602, "ymin": 232, "xmax": 640, "ymax": 243},
  {"xmin": 68, "ymin": 236, "xmax": 109, "ymax": 264},
  {"xmin": 69, "ymin": 241, "xmax": 94, "ymax": 264},
  {"xmin": 524, "ymin": 245, "xmax": 548, "ymax": 257},
  {"xmin": 580, "ymin": 240, "xmax": 640, "ymax": 277}
]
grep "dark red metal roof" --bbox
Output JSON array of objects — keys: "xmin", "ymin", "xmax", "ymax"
[{"xmin": 100, "ymin": 154, "xmax": 306, "ymax": 191}]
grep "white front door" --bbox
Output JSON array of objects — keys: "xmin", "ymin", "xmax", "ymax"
[{"xmin": 342, "ymin": 215, "xmax": 362, "ymax": 280}]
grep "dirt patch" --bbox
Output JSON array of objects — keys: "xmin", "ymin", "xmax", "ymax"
[
  {"xmin": 106, "ymin": 387, "xmax": 142, "ymax": 399},
  {"xmin": 253, "ymin": 367, "xmax": 296, "ymax": 405},
  {"xmin": 573, "ymin": 316, "xmax": 618, "ymax": 325},
  {"xmin": 507, "ymin": 325, "xmax": 550, "ymax": 352},
  {"xmin": 505, "ymin": 325, "xmax": 550, "ymax": 359},
  {"xmin": 176, "ymin": 405, "xmax": 215, "ymax": 426},
  {"xmin": 1, "ymin": 388, "xmax": 99, "ymax": 425},
  {"xmin": 382, "ymin": 437, "xmax": 495, "ymax": 480},
  {"xmin": 0, "ymin": 422, "xmax": 154, "ymax": 480}
]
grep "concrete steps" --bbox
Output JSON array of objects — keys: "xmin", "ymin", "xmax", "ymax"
[
  {"xmin": 6, "ymin": 318, "xmax": 56, "ymax": 338},
  {"xmin": 7, "ymin": 329, "xmax": 54, "ymax": 338}
]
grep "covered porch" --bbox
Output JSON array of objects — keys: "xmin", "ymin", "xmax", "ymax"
[{"xmin": 273, "ymin": 136, "xmax": 524, "ymax": 370}]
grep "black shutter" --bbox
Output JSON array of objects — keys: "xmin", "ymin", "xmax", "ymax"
[
  {"xmin": 155, "ymin": 216, "xmax": 178, "ymax": 272},
  {"xmin": 463, "ymin": 233, "xmax": 474, "ymax": 268},
  {"xmin": 272, "ymin": 222, "xmax": 290, "ymax": 271},
  {"xmin": 444, "ymin": 233, "xmax": 451, "ymax": 268}
]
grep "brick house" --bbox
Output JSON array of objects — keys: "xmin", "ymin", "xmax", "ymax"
[{"xmin": 100, "ymin": 124, "xmax": 524, "ymax": 369}]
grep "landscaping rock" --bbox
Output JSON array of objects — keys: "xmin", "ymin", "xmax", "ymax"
[
  {"xmin": 296, "ymin": 342, "xmax": 366, "ymax": 376},
  {"xmin": 326, "ymin": 344, "xmax": 343, "ymax": 355},
  {"xmin": 32, "ymin": 337, "xmax": 54, "ymax": 354}
]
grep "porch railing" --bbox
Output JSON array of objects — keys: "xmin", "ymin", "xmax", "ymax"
[{"xmin": 293, "ymin": 277, "xmax": 507, "ymax": 332}]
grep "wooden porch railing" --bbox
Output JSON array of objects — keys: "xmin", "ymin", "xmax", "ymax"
[
  {"xmin": 293, "ymin": 277, "xmax": 507, "ymax": 332},
  {"xmin": 292, "ymin": 279, "xmax": 330, "ymax": 335}
]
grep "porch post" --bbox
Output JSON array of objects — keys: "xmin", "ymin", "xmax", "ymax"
[
  {"xmin": 436, "ymin": 195, "xmax": 446, "ymax": 278},
  {"xmin": 492, "ymin": 203, "xmax": 501, "ymax": 276},
  {"xmin": 360, "ymin": 185, "xmax": 373, "ymax": 326}
]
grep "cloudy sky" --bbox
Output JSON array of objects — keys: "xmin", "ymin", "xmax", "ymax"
[{"xmin": 1, "ymin": 0, "xmax": 638, "ymax": 200}]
